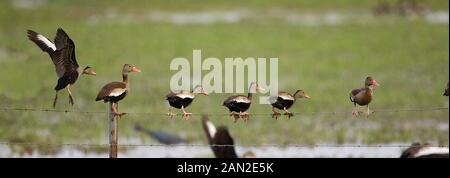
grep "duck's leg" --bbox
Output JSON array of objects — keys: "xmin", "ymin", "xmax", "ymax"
[
  {"xmin": 365, "ymin": 105, "xmax": 372, "ymax": 118},
  {"xmin": 272, "ymin": 107, "xmax": 281, "ymax": 120},
  {"xmin": 67, "ymin": 84, "xmax": 74, "ymax": 106},
  {"xmin": 351, "ymin": 103, "xmax": 359, "ymax": 117},
  {"xmin": 53, "ymin": 92, "xmax": 58, "ymax": 108},
  {"xmin": 239, "ymin": 111, "xmax": 249, "ymax": 122},
  {"xmin": 111, "ymin": 102, "xmax": 125, "ymax": 117},
  {"xmin": 230, "ymin": 111, "xmax": 239, "ymax": 123},
  {"xmin": 167, "ymin": 107, "xmax": 176, "ymax": 119},
  {"xmin": 283, "ymin": 107, "xmax": 294, "ymax": 119},
  {"xmin": 181, "ymin": 106, "xmax": 192, "ymax": 120}
]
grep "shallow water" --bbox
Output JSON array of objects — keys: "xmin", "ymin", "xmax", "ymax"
[
  {"xmin": 87, "ymin": 9, "xmax": 449, "ymax": 26},
  {"xmin": 1, "ymin": 143, "xmax": 412, "ymax": 158}
]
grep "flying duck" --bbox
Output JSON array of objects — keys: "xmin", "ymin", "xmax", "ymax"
[
  {"xmin": 95, "ymin": 64, "xmax": 141, "ymax": 116},
  {"xmin": 400, "ymin": 143, "xmax": 449, "ymax": 158},
  {"xmin": 444, "ymin": 82, "xmax": 449, "ymax": 96},
  {"xmin": 166, "ymin": 85, "xmax": 209, "ymax": 120},
  {"xmin": 269, "ymin": 90, "xmax": 311, "ymax": 120},
  {"xmin": 201, "ymin": 116, "xmax": 256, "ymax": 158},
  {"xmin": 349, "ymin": 76, "xmax": 379, "ymax": 117},
  {"xmin": 223, "ymin": 82, "xmax": 264, "ymax": 122},
  {"xmin": 27, "ymin": 28, "xmax": 96, "ymax": 107},
  {"xmin": 134, "ymin": 124, "xmax": 187, "ymax": 145}
]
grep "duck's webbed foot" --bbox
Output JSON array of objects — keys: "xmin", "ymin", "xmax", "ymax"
[
  {"xmin": 230, "ymin": 112, "xmax": 240, "ymax": 123},
  {"xmin": 182, "ymin": 112, "xmax": 192, "ymax": 120},
  {"xmin": 352, "ymin": 108, "xmax": 359, "ymax": 117},
  {"xmin": 284, "ymin": 112, "xmax": 294, "ymax": 119},
  {"xmin": 272, "ymin": 108, "xmax": 281, "ymax": 120},
  {"xmin": 167, "ymin": 112, "xmax": 176, "ymax": 119},
  {"xmin": 240, "ymin": 112, "xmax": 250, "ymax": 122},
  {"xmin": 283, "ymin": 108, "xmax": 294, "ymax": 119},
  {"xmin": 113, "ymin": 112, "xmax": 126, "ymax": 117}
]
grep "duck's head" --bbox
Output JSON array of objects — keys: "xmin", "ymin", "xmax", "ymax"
[
  {"xmin": 365, "ymin": 76, "xmax": 379, "ymax": 87},
  {"xmin": 82, "ymin": 66, "xmax": 96, "ymax": 76},
  {"xmin": 294, "ymin": 89, "xmax": 311, "ymax": 99},
  {"xmin": 249, "ymin": 82, "xmax": 265, "ymax": 93},
  {"xmin": 193, "ymin": 85, "xmax": 209, "ymax": 96},
  {"xmin": 123, "ymin": 64, "xmax": 141, "ymax": 74}
]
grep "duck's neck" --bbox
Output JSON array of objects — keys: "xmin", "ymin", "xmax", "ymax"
[
  {"xmin": 122, "ymin": 73, "xmax": 129, "ymax": 83},
  {"xmin": 365, "ymin": 85, "xmax": 374, "ymax": 94},
  {"xmin": 247, "ymin": 92, "xmax": 253, "ymax": 100},
  {"xmin": 191, "ymin": 91, "xmax": 198, "ymax": 97}
]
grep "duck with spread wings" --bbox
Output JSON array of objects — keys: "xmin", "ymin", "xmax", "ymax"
[{"xmin": 27, "ymin": 28, "xmax": 96, "ymax": 107}]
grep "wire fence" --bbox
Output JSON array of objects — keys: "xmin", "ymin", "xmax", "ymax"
[
  {"xmin": 1, "ymin": 141, "xmax": 447, "ymax": 148},
  {"xmin": 0, "ymin": 106, "xmax": 448, "ymax": 118}
]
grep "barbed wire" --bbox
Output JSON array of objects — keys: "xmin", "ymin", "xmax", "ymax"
[
  {"xmin": 0, "ymin": 106, "xmax": 448, "ymax": 118},
  {"xmin": 1, "ymin": 141, "xmax": 447, "ymax": 148}
]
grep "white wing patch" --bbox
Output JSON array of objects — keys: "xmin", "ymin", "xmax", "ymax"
[
  {"xmin": 233, "ymin": 96, "xmax": 250, "ymax": 103},
  {"xmin": 414, "ymin": 147, "xmax": 449, "ymax": 158},
  {"xmin": 109, "ymin": 88, "xmax": 127, "ymax": 97},
  {"xmin": 279, "ymin": 95, "xmax": 294, "ymax": 101},
  {"xmin": 37, "ymin": 34, "xmax": 56, "ymax": 51},
  {"xmin": 205, "ymin": 120, "xmax": 217, "ymax": 139},
  {"xmin": 268, "ymin": 96, "xmax": 278, "ymax": 104},
  {"xmin": 176, "ymin": 93, "xmax": 195, "ymax": 99}
]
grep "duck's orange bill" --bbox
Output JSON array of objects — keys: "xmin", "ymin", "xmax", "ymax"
[
  {"xmin": 132, "ymin": 66, "xmax": 141, "ymax": 72},
  {"xmin": 372, "ymin": 80, "xmax": 380, "ymax": 86}
]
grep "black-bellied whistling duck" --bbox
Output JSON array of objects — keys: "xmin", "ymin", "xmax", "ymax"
[
  {"xmin": 400, "ymin": 143, "xmax": 449, "ymax": 158},
  {"xmin": 134, "ymin": 124, "xmax": 187, "ymax": 145},
  {"xmin": 269, "ymin": 90, "xmax": 311, "ymax": 120},
  {"xmin": 201, "ymin": 116, "xmax": 256, "ymax": 158},
  {"xmin": 349, "ymin": 76, "xmax": 380, "ymax": 117},
  {"xmin": 27, "ymin": 28, "xmax": 96, "ymax": 107},
  {"xmin": 95, "ymin": 64, "xmax": 140, "ymax": 116},
  {"xmin": 444, "ymin": 82, "xmax": 449, "ymax": 96},
  {"xmin": 223, "ymin": 82, "xmax": 264, "ymax": 122},
  {"xmin": 166, "ymin": 85, "xmax": 209, "ymax": 120}
]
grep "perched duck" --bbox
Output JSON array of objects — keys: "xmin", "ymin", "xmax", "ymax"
[
  {"xmin": 269, "ymin": 90, "xmax": 311, "ymax": 119},
  {"xmin": 444, "ymin": 82, "xmax": 449, "ymax": 96},
  {"xmin": 349, "ymin": 76, "xmax": 379, "ymax": 117},
  {"xmin": 166, "ymin": 85, "xmax": 209, "ymax": 120},
  {"xmin": 95, "ymin": 64, "xmax": 140, "ymax": 116},
  {"xmin": 223, "ymin": 82, "xmax": 264, "ymax": 122},
  {"xmin": 400, "ymin": 143, "xmax": 449, "ymax": 158},
  {"xmin": 201, "ymin": 116, "xmax": 256, "ymax": 158},
  {"xmin": 27, "ymin": 28, "xmax": 96, "ymax": 107},
  {"xmin": 134, "ymin": 124, "xmax": 187, "ymax": 145}
]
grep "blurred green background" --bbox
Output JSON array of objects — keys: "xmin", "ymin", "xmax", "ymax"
[{"xmin": 0, "ymin": 0, "xmax": 448, "ymax": 157}]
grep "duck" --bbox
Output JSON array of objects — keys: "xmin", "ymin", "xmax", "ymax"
[
  {"xmin": 27, "ymin": 28, "xmax": 96, "ymax": 107},
  {"xmin": 444, "ymin": 82, "xmax": 449, "ymax": 96},
  {"xmin": 95, "ymin": 64, "xmax": 140, "ymax": 117},
  {"xmin": 400, "ymin": 143, "xmax": 449, "ymax": 158},
  {"xmin": 223, "ymin": 82, "xmax": 264, "ymax": 122},
  {"xmin": 201, "ymin": 116, "xmax": 256, "ymax": 158},
  {"xmin": 349, "ymin": 76, "xmax": 379, "ymax": 117},
  {"xmin": 134, "ymin": 124, "xmax": 187, "ymax": 145},
  {"xmin": 269, "ymin": 90, "xmax": 311, "ymax": 120},
  {"xmin": 166, "ymin": 85, "xmax": 209, "ymax": 120}
]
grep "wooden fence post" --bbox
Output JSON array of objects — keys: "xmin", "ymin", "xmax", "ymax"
[{"xmin": 109, "ymin": 102, "xmax": 118, "ymax": 158}]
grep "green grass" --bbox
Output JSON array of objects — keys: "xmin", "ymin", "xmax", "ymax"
[{"xmin": 0, "ymin": 0, "xmax": 448, "ymax": 155}]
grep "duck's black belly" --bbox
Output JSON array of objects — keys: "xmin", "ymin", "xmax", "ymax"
[
  {"xmin": 104, "ymin": 91, "xmax": 128, "ymax": 103},
  {"xmin": 224, "ymin": 102, "xmax": 251, "ymax": 112},
  {"xmin": 54, "ymin": 71, "xmax": 79, "ymax": 91},
  {"xmin": 272, "ymin": 98, "xmax": 294, "ymax": 110},
  {"xmin": 167, "ymin": 96, "xmax": 194, "ymax": 109}
]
